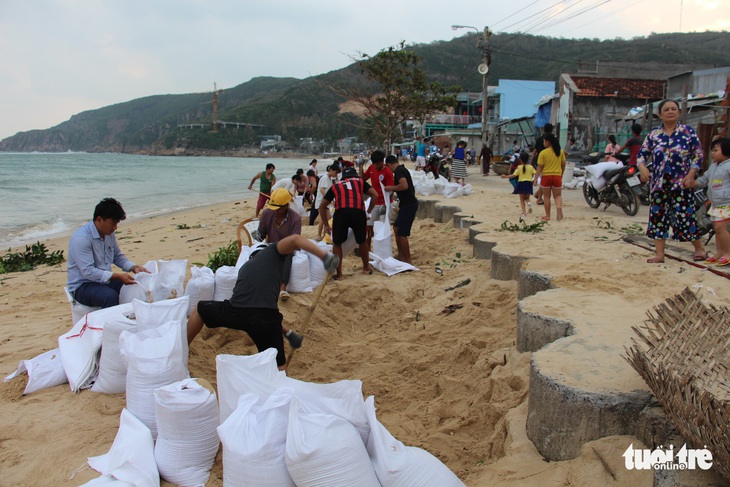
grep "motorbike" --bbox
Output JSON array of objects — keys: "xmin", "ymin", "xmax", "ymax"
[
  {"xmin": 425, "ymin": 153, "xmax": 451, "ymax": 181},
  {"xmin": 582, "ymin": 164, "xmax": 642, "ymax": 216}
]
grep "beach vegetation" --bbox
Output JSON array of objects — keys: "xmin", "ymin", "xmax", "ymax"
[
  {"xmin": 206, "ymin": 241, "xmax": 239, "ymax": 272},
  {"xmin": 500, "ymin": 220, "xmax": 548, "ymax": 233},
  {"xmin": 0, "ymin": 242, "xmax": 65, "ymax": 274}
]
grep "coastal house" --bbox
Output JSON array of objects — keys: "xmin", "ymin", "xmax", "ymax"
[{"xmin": 557, "ymin": 74, "xmax": 665, "ymax": 152}]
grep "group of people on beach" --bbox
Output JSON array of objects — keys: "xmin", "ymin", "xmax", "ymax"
[{"xmin": 64, "ymin": 97, "xmax": 730, "ymax": 371}]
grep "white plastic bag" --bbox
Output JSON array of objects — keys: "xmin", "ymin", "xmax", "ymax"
[
  {"xmin": 120, "ymin": 321, "xmax": 189, "ymax": 439},
  {"xmin": 87, "ymin": 408, "xmax": 159, "ymax": 487},
  {"xmin": 184, "ymin": 266, "xmax": 215, "ymax": 316},
  {"xmin": 91, "ymin": 311, "xmax": 137, "ymax": 394},
  {"xmin": 213, "ymin": 266, "xmax": 238, "ymax": 301},
  {"xmin": 306, "ymin": 241, "xmax": 331, "ymax": 288},
  {"xmin": 218, "ymin": 391, "xmax": 296, "ymax": 487},
  {"xmin": 119, "ymin": 272, "xmax": 159, "ymax": 304},
  {"xmin": 369, "ymin": 254, "xmax": 419, "ymax": 277},
  {"xmin": 285, "ymin": 396, "xmax": 380, "ymax": 487},
  {"xmin": 154, "ymin": 259, "xmax": 187, "ymax": 302},
  {"xmin": 372, "ymin": 220, "xmax": 393, "ymax": 260},
  {"xmin": 365, "ymin": 396, "xmax": 465, "ymax": 486},
  {"xmin": 133, "ymin": 295, "xmax": 190, "ymax": 364},
  {"xmin": 216, "ymin": 349, "xmax": 281, "ymax": 424},
  {"xmin": 286, "ymin": 251, "xmax": 312, "ymax": 293},
  {"xmin": 154, "ymin": 378, "xmax": 220, "ymax": 487},
  {"xmin": 4, "ymin": 348, "xmax": 68, "ymax": 395}
]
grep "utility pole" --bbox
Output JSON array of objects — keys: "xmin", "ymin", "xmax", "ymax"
[{"xmin": 479, "ymin": 26, "xmax": 492, "ymax": 146}]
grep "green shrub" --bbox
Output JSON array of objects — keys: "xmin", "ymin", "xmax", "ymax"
[
  {"xmin": 0, "ymin": 242, "xmax": 65, "ymax": 274},
  {"xmin": 206, "ymin": 241, "xmax": 239, "ymax": 272}
]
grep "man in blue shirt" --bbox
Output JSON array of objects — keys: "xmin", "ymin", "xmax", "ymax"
[{"xmin": 66, "ymin": 198, "xmax": 149, "ymax": 308}]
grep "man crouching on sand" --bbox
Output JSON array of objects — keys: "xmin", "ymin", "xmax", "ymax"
[{"xmin": 186, "ymin": 234, "xmax": 338, "ymax": 371}]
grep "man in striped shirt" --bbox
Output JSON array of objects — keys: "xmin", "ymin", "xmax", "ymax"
[{"xmin": 319, "ymin": 167, "xmax": 378, "ymax": 280}]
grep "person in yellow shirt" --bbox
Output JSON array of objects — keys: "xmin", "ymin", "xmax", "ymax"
[
  {"xmin": 534, "ymin": 133, "xmax": 566, "ymax": 221},
  {"xmin": 502, "ymin": 151, "xmax": 537, "ymax": 220}
]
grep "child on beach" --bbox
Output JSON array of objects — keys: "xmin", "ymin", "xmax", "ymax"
[
  {"xmin": 684, "ymin": 137, "xmax": 730, "ymax": 266},
  {"xmin": 502, "ymin": 151, "xmax": 536, "ymax": 220},
  {"xmin": 449, "ymin": 140, "xmax": 469, "ymax": 186}
]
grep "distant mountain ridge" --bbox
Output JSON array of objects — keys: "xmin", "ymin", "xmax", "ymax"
[{"xmin": 2, "ymin": 31, "xmax": 729, "ymax": 153}]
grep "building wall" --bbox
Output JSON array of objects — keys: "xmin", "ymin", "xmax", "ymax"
[{"xmin": 568, "ymin": 98, "xmax": 649, "ymax": 152}]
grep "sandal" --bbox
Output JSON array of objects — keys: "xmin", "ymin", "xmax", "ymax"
[
  {"xmin": 693, "ymin": 253, "xmax": 709, "ymax": 262},
  {"xmin": 705, "ymin": 256, "xmax": 717, "ymax": 264},
  {"xmin": 646, "ymin": 256, "xmax": 665, "ymax": 264},
  {"xmin": 717, "ymin": 257, "xmax": 730, "ymax": 267},
  {"xmin": 540, "ymin": 216, "xmax": 550, "ymax": 221}
]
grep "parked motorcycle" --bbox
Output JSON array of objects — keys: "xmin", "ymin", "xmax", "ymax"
[
  {"xmin": 583, "ymin": 164, "xmax": 641, "ymax": 216},
  {"xmin": 425, "ymin": 153, "xmax": 451, "ymax": 181}
]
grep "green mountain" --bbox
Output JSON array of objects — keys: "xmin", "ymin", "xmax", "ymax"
[{"xmin": 2, "ymin": 31, "xmax": 729, "ymax": 153}]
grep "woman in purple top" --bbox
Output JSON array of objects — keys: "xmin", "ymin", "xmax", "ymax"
[{"xmin": 637, "ymin": 99, "xmax": 707, "ymax": 263}]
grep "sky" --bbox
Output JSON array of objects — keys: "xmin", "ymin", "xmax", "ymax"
[{"xmin": 1, "ymin": 0, "xmax": 728, "ymax": 141}]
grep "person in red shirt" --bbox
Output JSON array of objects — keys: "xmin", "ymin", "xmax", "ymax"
[
  {"xmin": 359, "ymin": 150, "xmax": 395, "ymax": 251},
  {"xmin": 614, "ymin": 123, "xmax": 643, "ymax": 166}
]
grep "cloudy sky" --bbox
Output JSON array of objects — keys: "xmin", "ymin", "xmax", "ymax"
[{"xmin": 0, "ymin": 0, "xmax": 727, "ymax": 141}]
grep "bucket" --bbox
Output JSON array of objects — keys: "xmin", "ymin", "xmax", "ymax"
[{"xmin": 562, "ymin": 162, "xmax": 575, "ymax": 185}]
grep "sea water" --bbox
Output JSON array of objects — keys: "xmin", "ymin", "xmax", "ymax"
[{"xmin": 0, "ymin": 152, "xmax": 318, "ymax": 249}]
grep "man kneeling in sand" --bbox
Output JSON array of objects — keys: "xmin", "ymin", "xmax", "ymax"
[{"xmin": 186, "ymin": 234, "xmax": 338, "ymax": 371}]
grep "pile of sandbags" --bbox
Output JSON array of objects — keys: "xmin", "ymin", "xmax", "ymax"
[{"xmin": 412, "ymin": 170, "xmax": 473, "ymax": 198}]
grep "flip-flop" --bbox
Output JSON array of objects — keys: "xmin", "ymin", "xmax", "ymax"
[
  {"xmin": 646, "ymin": 256, "xmax": 665, "ymax": 263},
  {"xmin": 540, "ymin": 216, "xmax": 550, "ymax": 221},
  {"xmin": 705, "ymin": 256, "xmax": 717, "ymax": 264},
  {"xmin": 717, "ymin": 257, "xmax": 730, "ymax": 267},
  {"xmin": 693, "ymin": 253, "xmax": 709, "ymax": 262}
]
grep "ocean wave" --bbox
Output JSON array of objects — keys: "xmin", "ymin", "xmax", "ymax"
[{"xmin": 0, "ymin": 218, "xmax": 72, "ymax": 250}]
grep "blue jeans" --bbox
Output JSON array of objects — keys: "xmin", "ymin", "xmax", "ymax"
[{"xmin": 73, "ymin": 280, "xmax": 124, "ymax": 309}]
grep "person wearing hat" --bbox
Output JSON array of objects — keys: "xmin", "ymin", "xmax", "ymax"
[
  {"xmin": 187, "ymin": 234, "xmax": 339, "ymax": 371},
  {"xmin": 258, "ymin": 187, "xmax": 302, "ymax": 302},
  {"xmin": 319, "ymin": 166, "xmax": 378, "ymax": 280}
]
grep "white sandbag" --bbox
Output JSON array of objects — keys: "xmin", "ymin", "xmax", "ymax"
[
  {"xmin": 133, "ymin": 296, "xmax": 190, "ymax": 364},
  {"xmin": 184, "ymin": 266, "xmax": 215, "ymax": 316},
  {"xmin": 120, "ymin": 321, "xmax": 189, "ymax": 439},
  {"xmin": 154, "ymin": 378, "xmax": 220, "ymax": 487},
  {"xmin": 372, "ymin": 220, "xmax": 393, "ymax": 260},
  {"xmin": 415, "ymin": 180, "xmax": 436, "ymax": 196},
  {"xmin": 306, "ymin": 241, "xmax": 331, "ymax": 288},
  {"xmin": 59, "ymin": 303, "xmax": 133, "ymax": 393},
  {"xmin": 91, "ymin": 311, "xmax": 137, "ymax": 394},
  {"xmin": 285, "ymin": 396, "xmax": 380, "ymax": 487},
  {"xmin": 218, "ymin": 391, "xmax": 296, "ymax": 487},
  {"xmin": 213, "ymin": 266, "xmax": 238, "ymax": 301},
  {"xmin": 442, "ymin": 182, "xmax": 460, "ymax": 197},
  {"xmin": 235, "ymin": 246, "xmax": 252, "ymax": 270},
  {"xmin": 154, "ymin": 259, "xmax": 187, "ymax": 302},
  {"xmin": 446, "ymin": 186, "xmax": 465, "ymax": 199},
  {"xmin": 119, "ymin": 271, "xmax": 158, "ymax": 304},
  {"xmin": 286, "ymin": 251, "xmax": 312, "ymax": 293},
  {"xmin": 290, "ymin": 195, "xmax": 307, "ymax": 217},
  {"xmin": 364, "ymin": 396, "xmax": 465, "ymax": 486},
  {"xmin": 463, "ymin": 183, "xmax": 474, "ymax": 195},
  {"xmin": 79, "ymin": 475, "xmax": 134, "ymax": 486},
  {"xmin": 340, "ymin": 227, "xmax": 358, "ymax": 257},
  {"xmin": 4, "ymin": 348, "xmax": 67, "ymax": 395},
  {"xmin": 276, "ymin": 375, "xmax": 369, "ymax": 444},
  {"xmin": 369, "ymin": 254, "xmax": 419, "ymax": 277},
  {"xmin": 589, "ymin": 176, "xmax": 607, "ymax": 191},
  {"xmin": 216, "ymin": 349, "xmax": 281, "ymax": 424},
  {"xmin": 87, "ymin": 408, "xmax": 159, "ymax": 487},
  {"xmin": 584, "ymin": 160, "xmax": 622, "ymax": 179}
]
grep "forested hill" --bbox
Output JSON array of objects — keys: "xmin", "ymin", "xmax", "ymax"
[{"xmin": 2, "ymin": 31, "xmax": 729, "ymax": 153}]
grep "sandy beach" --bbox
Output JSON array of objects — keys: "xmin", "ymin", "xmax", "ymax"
[{"xmin": 1, "ymin": 162, "xmax": 728, "ymax": 486}]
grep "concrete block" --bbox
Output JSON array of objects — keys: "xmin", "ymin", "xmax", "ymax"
[
  {"xmin": 526, "ymin": 355, "xmax": 653, "ymax": 461},
  {"xmin": 473, "ymin": 234, "xmax": 496, "ymax": 260},
  {"xmin": 518, "ymin": 270, "xmax": 554, "ymax": 300},
  {"xmin": 416, "ymin": 199, "xmax": 436, "ymax": 220},
  {"xmin": 516, "ymin": 304, "xmax": 573, "ymax": 353},
  {"xmin": 435, "ymin": 204, "xmax": 460, "ymax": 223},
  {"xmin": 453, "ymin": 212, "xmax": 481, "ymax": 230},
  {"xmin": 491, "ymin": 249, "xmax": 527, "ymax": 281}
]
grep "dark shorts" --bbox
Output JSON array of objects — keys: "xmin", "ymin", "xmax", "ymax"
[
  {"xmin": 332, "ymin": 208, "xmax": 367, "ymax": 245},
  {"xmin": 394, "ymin": 203, "xmax": 418, "ymax": 237},
  {"xmin": 516, "ymin": 181, "xmax": 534, "ymax": 195},
  {"xmin": 197, "ymin": 300, "xmax": 285, "ymax": 366}
]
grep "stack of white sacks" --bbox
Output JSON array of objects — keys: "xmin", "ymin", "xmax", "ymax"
[
  {"xmin": 6, "ymin": 247, "xmax": 461, "ymax": 485},
  {"xmin": 410, "ymin": 170, "xmax": 473, "ymax": 199}
]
